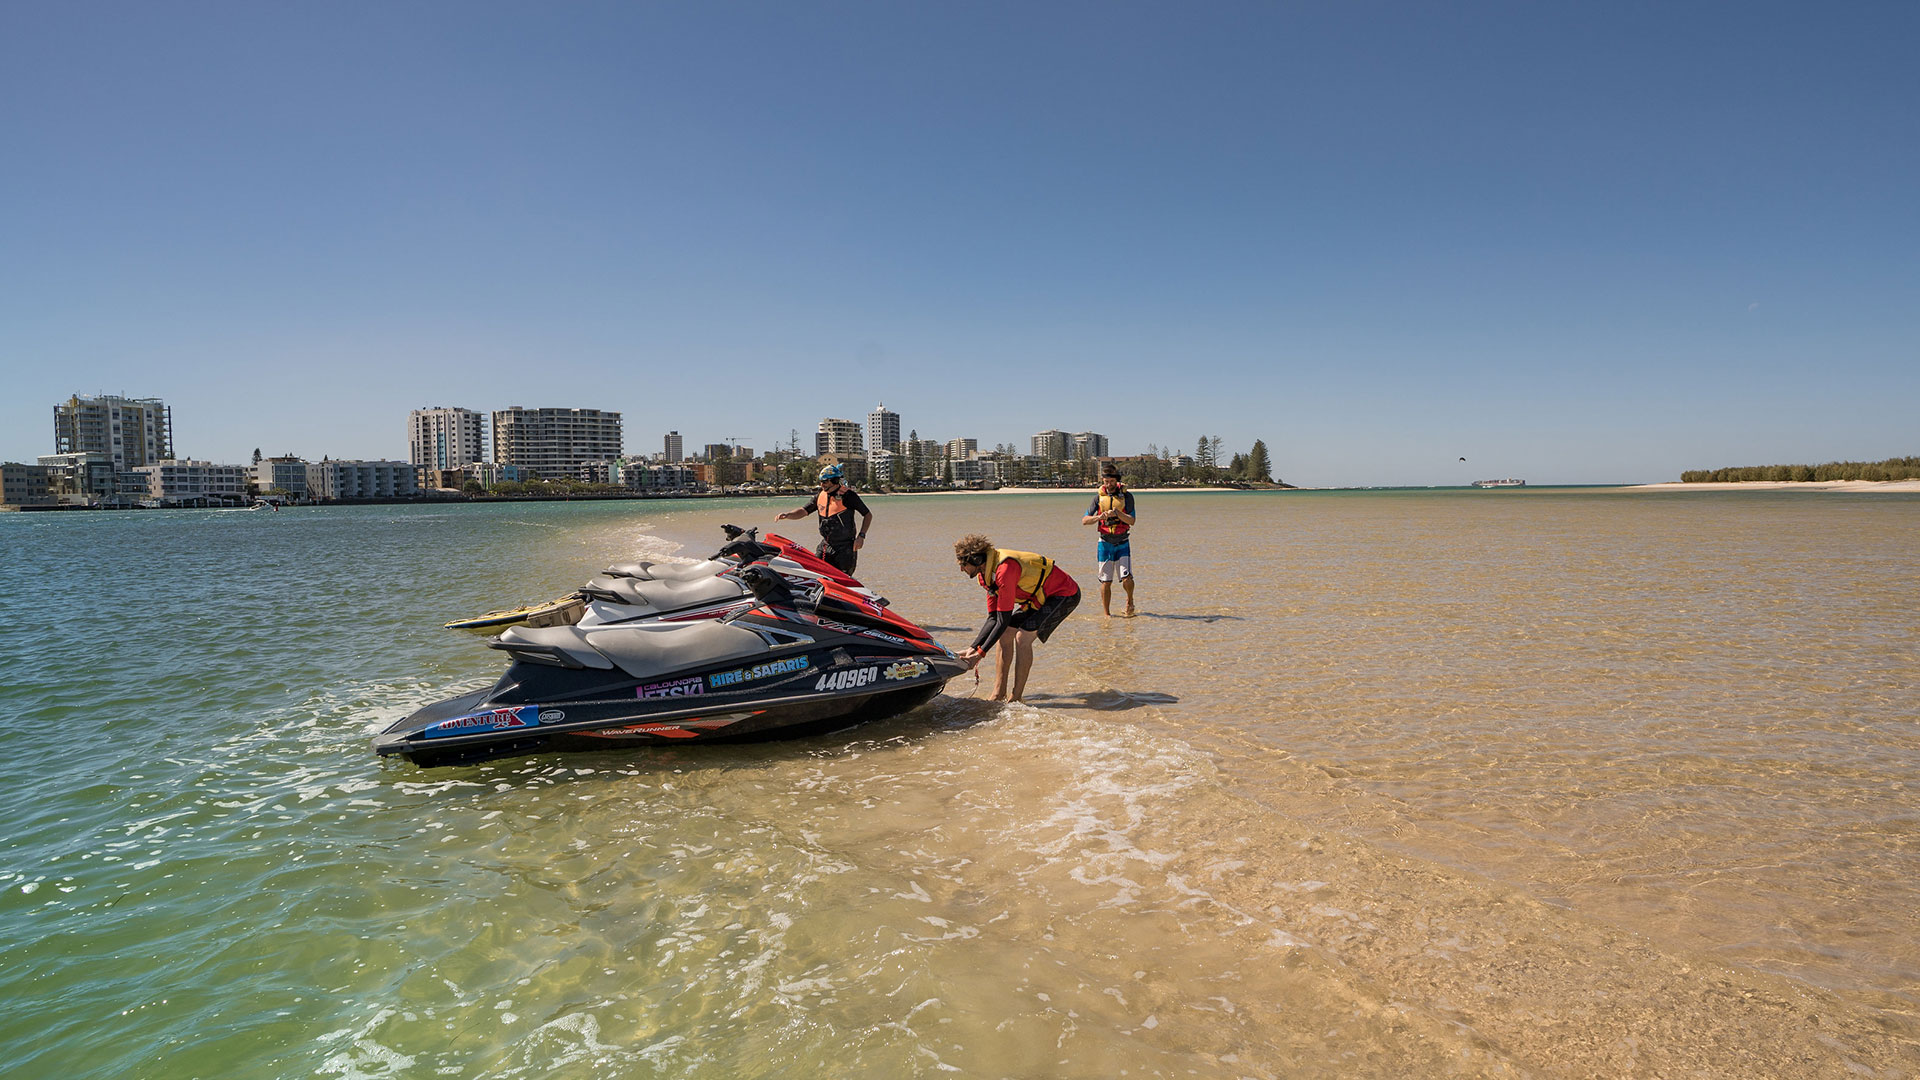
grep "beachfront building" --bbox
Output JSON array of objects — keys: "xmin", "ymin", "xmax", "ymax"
[
  {"xmin": 134, "ymin": 460, "xmax": 250, "ymax": 507},
  {"xmin": 1031, "ymin": 429, "xmax": 1071, "ymax": 460},
  {"xmin": 466, "ymin": 462, "xmax": 525, "ymax": 487},
  {"xmin": 37, "ymin": 451, "xmax": 145, "ymax": 505},
  {"xmin": 53, "ymin": 394, "xmax": 174, "ymax": 472},
  {"xmin": 493, "ymin": 407, "xmax": 623, "ymax": 479},
  {"xmin": 408, "ymin": 407, "xmax": 485, "ymax": 470},
  {"xmin": 253, "ymin": 455, "xmax": 309, "ymax": 499},
  {"xmin": 815, "ymin": 418, "xmax": 862, "ymax": 457},
  {"xmin": 946, "ymin": 437, "xmax": 978, "ymax": 461},
  {"xmin": 2, "ymin": 463, "xmax": 54, "ymax": 507},
  {"xmin": 663, "ymin": 431, "xmax": 683, "ymax": 462},
  {"xmin": 305, "ymin": 459, "xmax": 419, "ymax": 500},
  {"xmin": 1072, "ymin": 431, "xmax": 1109, "ymax": 460},
  {"xmin": 952, "ymin": 457, "xmax": 999, "ymax": 485},
  {"xmin": 623, "ymin": 463, "xmax": 700, "ymax": 492},
  {"xmin": 867, "ymin": 449, "xmax": 897, "ymax": 485},
  {"xmin": 867, "ymin": 404, "xmax": 900, "ymax": 454}
]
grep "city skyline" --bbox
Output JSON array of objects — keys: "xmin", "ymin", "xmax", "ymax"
[{"xmin": 3, "ymin": 6, "xmax": 1914, "ymax": 485}]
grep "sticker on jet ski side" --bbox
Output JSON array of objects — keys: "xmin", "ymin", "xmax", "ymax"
[
  {"xmin": 708, "ymin": 655, "xmax": 811, "ymax": 689},
  {"xmin": 884, "ymin": 659, "xmax": 931, "ymax": 681},
  {"xmin": 816, "ymin": 618, "xmax": 913, "ymax": 647},
  {"xmin": 637, "ymin": 676, "xmax": 704, "ymax": 699},
  {"xmin": 581, "ymin": 715, "xmax": 753, "ymax": 739},
  {"xmin": 815, "ymin": 667, "xmax": 880, "ymax": 692},
  {"xmin": 422, "ymin": 705, "xmax": 540, "ymax": 739}
]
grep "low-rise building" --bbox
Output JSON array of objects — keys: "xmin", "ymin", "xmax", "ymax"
[
  {"xmin": 952, "ymin": 457, "xmax": 999, "ymax": 484},
  {"xmin": 466, "ymin": 462, "xmax": 525, "ymax": 487},
  {"xmin": 134, "ymin": 460, "xmax": 250, "ymax": 507},
  {"xmin": 37, "ymin": 452, "xmax": 145, "ymax": 505},
  {"xmin": 254, "ymin": 455, "xmax": 309, "ymax": 499},
  {"xmin": 305, "ymin": 459, "xmax": 419, "ymax": 500},
  {"xmin": 623, "ymin": 463, "xmax": 700, "ymax": 492},
  {"xmin": 2, "ymin": 462, "xmax": 54, "ymax": 507}
]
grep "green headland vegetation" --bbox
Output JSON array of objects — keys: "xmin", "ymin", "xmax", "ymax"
[{"xmin": 1680, "ymin": 457, "xmax": 1920, "ymax": 483}]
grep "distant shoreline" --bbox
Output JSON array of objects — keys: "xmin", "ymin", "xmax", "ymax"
[{"xmin": 1627, "ymin": 479, "xmax": 1920, "ymax": 493}]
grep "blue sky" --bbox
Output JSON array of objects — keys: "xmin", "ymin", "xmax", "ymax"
[{"xmin": 3, "ymin": 2, "xmax": 1914, "ymax": 485}]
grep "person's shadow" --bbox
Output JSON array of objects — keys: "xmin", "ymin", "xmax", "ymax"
[{"xmin": 1021, "ymin": 690, "xmax": 1180, "ymax": 711}]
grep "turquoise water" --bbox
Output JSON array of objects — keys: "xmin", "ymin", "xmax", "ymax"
[{"xmin": 3, "ymin": 493, "xmax": 1916, "ymax": 1077}]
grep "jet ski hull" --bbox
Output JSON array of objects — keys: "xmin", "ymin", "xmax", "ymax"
[{"xmin": 375, "ymin": 637, "xmax": 960, "ymax": 768}]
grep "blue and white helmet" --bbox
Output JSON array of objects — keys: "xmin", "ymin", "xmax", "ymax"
[{"xmin": 818, "ymin": 464, "xmax": 846, "ymax": 483}]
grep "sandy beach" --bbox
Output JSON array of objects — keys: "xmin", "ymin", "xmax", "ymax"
[{"xmin": 1629, "ymin": 479, "xmax": 1920, "ymax": 493}]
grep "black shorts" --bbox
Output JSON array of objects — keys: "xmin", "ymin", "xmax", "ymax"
[
  {"xmin": 815, "ymin": 541, "xmax": 857, "ymax": 576},
  {"xmin": 1015, "ymin": 590, "xmax": 1080, "ymax": 642}
]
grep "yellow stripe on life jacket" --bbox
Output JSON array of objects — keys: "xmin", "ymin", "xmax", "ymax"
[{"xmin": 984, "ymin": 547, "xmax": 1055, "ymax": 612}]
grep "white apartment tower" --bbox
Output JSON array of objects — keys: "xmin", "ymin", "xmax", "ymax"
[
  {"xmin": 53, "ymin": 394, "xmax": 173, "ymax": 471},
  {"xmin": 664, "ymin": 431, "xmax": 684, "ymax": 463},
  {"xmin": 815, "ymin": 418, "xmax": 863, "ymax": 457},
  {"xmin": 1031, "ymin": 429, "xmax": 1071, "ymax": 460},
  {"xmin": 409, "ymin": 407, "xmax": 486, "ymax": 469},
  {"xmin": 1071, "ymin": 431, "xmax": 1109, "ymax": 459},
  {"xmin": 493, "ymin": 406, "xmax": 624, "ymax": 479},
  {"xmin": 867, "ymin": 404, "xmax": 901, "ymax": 454}
]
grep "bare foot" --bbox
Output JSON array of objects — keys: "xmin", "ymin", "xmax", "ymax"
[{"xmin": 1123, "ymin": 605, "xmax": 1136, "ymax": 618}]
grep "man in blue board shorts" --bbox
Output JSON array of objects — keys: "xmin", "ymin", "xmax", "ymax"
[{"xmin": 1081, "ymin": 465, "xmax": 1136, "ymax": 617}]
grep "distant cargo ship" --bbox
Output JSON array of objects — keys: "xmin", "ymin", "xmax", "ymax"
[{"xmin": 1472, "ymin": 478, "xmax": 1526, "ymax": 488}]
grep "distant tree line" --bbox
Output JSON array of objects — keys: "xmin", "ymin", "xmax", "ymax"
[
  {"xmin": 1116, "ymin": 436, "xmax": 1278, "ymax": 488},
  {"xmin": 1680, "ymin": 457, "xmax": 1920, "ymax": 483}
]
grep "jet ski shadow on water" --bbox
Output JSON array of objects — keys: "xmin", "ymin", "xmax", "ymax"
[
  {"xmin": 379, "ymin": 555, "xmax": 966, "ymax": 769},
  {"xmin": 1019, "ymin": 690, "xmax": 1181, "ymax": 711}
]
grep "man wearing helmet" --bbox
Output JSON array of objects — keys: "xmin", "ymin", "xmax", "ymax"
[{"xmin": 775, "ymin": 464, "xmax": 873, "ymax": 575}]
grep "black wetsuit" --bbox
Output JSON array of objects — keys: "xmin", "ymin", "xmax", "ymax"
[{"xmin": 796, "ymin": 487, "xmax": 869, "ymax": 574}]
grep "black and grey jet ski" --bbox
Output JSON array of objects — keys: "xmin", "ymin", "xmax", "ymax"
[{"xmin": 378, "ymin": 565, "xmax": 964, "ymax": 768}]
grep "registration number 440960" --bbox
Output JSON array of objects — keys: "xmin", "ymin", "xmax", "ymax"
[{"xmin": 815, "ymin": 667, "xmax": 879, "ymax": 692}]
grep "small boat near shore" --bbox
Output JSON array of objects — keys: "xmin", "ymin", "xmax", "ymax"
[{"xmin": 1472, "ymin": 478, "xmax": 1526, "ymax": 488}]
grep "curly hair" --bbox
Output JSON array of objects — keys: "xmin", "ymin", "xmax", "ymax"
[{"xmin": 953, "ymin": 534, "xmax": 993, "ymax": 565}]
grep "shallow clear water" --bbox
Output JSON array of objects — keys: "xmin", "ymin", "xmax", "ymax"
[{"xmin": 2, "ymin": 491, "xmax": 1915, "ymax": 1077}]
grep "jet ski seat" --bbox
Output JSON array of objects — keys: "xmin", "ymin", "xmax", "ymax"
[
  {"xmin": 602, "ymin": 559, "xmax": 727, "ymax": 581},
  {"xmin": 582, "ymin": 621, "xmax": 771, "ymax": 680},
  {"xmin": 581, "ymin": 573, "xmax": 743, "ymax": 608}
]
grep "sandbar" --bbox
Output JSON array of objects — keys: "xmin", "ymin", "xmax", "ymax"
[{"xmin": 1628, "ymin": 479, "xmax": 1920, "ymax": 493}]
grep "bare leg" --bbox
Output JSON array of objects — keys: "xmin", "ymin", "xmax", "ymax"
[
  {"xmin": 1008, "ymin": 629, "xmax": 1038, "ymax": 702},
  {"xmin": 1100, "ymin": 579, "xmax": 1113, "ymax": 616},
  {"xmin": 1122, "ymin": 576, "xmax": 1136, "ymax": 617},
  {"xmin": 989, "ymin": 634, "xmax": 1015, "ymax": 700}
]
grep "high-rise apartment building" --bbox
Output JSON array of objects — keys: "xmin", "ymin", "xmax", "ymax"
[
  {"xmin": 867, "ymin": 404, "xmax": 900, "ymax": 454},
  {"xmin": 408, "ymin": 407, "xmax": 485, "ymax": 470},
  {"xmin": 815, "ymin": 418, "xmax": 863, "ymax": 457},
  {"xmin": 493, "ymin": 407, "xmax": 623, "ymax": 479},
  {"xmin": 663, "ymin": 431, "xmax": 684, "ymax": 463},
  {"xmin": 1031, "ymin": 429, "xmax": 1071, "ymax": 460},
  {"xmin": 945, "ymin": 438, "xmax": 977, "ymax": 460},
  {"xmin": 1071, "ymin": 431, "xmax": 1109, "ymax": 459},
  {"xmin": 53, "ymin": 394, "xmax": 173, "ymax": 471}
]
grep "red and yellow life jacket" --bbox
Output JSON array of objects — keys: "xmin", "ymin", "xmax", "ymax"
[
  {"xmin": 1096, "ymin": 489, "xmax": 1131, "ymax": 538},
  {"xmin": 978, "ymin": 547, "xmax": 1056, "ymax": 612}
]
